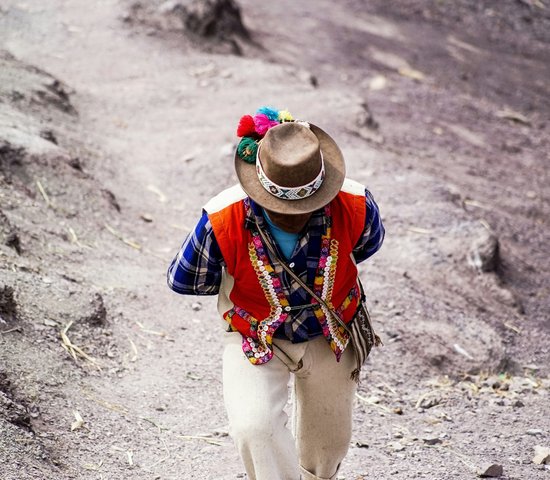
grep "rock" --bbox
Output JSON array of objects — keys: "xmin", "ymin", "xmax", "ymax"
[
  {"xmin": 353, "ymin": 126, "xmax": 385, "ymax": 145},
  {"xmin": 533, "ymin": 446, "xmax": 550, "ymax": 465},
  {"xmin": 387, "ymin": 441, "xmax": 405, "ymax": 452},
  {"xmin": 0, "ymin": 141, "xmax": 26, "ymax": 181},
  {"xmin": 468, "ymin": 230, "xmax": 500, "ymax": 273},
  {"xmin": 180, "ymin": 0, "xmax": 249, "ymax": 40},
  {"xmin": 82, "ymin": 293, "xmax": 107, "ymax": 326},
  {"xmin": 295, "ymin": 69, "xmax": 318, "ymax": 87},
  {"xmin": 4, "ymin": 230, "xmax": 21, "ymax": 254},
  {"xmin": 132, "ymin": 0, "xmax": 250, "ymax": 54},
  {"xmin": 368, "ymin": 75, "xmax": 387, "ymax": 91},
  {"xmin": 356, "ymin": 102, "xmax": 379, "ymax": 130},
  {"xmin": 68, "ymin": 157, "xmax": 83, "ymax": 171},
  {"xmin": 416, "ymin": 394, "xmax": 442, "ymax": 409},
  {"xmin": 422, "ymin": 436, "xmax": 442, "ymax": 445},
  {"xmin": 0, "ymin": 210, "xmax": 21, "ymax": 254},
  {"xmin": 0, "ymin": 372, "xmax": 32, "ymax": 431},
  {"xmin": 526, "ymin": 429, "xmax": 544, "ymax": 436},
  {"xmin": 490, "ymin": 283, "xmax": 523, "ymax": 312},
  {"xmin": 191, "ymin": 302, "xmax": 202, "ymax": 311},
  {"xmin": 476, "ymin": 463, "xmax": 503, "ymax": 477},
  {"xmin": 35, "ymin": 78, "xmax": 76, "ymax": 115},
  {"xmin": 442, "ymin": 183, "xmax": 463, "ymax": 204},
  {"xmin": 101, "ymin": 189, "xmax": 121, "ymax": 212},
  {"xmin": 39, "ymin": 129, "xmax": 58, "ymax": 145},
  {"xmin": 0, "ymin": 284, "xmax": 17, "ymax": 323}
]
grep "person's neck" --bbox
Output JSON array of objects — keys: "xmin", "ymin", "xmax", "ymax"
[{"xmin": 263, "ymin": 209, "xmax": 312, "ymax": 234}]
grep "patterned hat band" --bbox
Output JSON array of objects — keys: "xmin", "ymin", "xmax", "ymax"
[{"xmin": 256, "ymin": 147, "xmax": 325, "ymax": 201}]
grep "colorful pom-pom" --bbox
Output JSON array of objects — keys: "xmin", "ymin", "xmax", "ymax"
[
  {"xmin": 256, "ymin": 106, "xmax": 280, "ymax": 121},
  {"xmin": 237, "ymin": 137, "xmax": 258, "ymax": 164},
  {"xmin": 236, "ymin": 115, "xmax": 256, "ymax": 138},
  {"xmin": 253, "ymin": 113, "xmax": 279, "ymax": 136},
  {"xmin": 278, "ymin": 109, "xmax": 293, "ymax": 122}
]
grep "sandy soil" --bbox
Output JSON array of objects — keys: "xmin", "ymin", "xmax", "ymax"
[{"xmin": 0, "ymin": 1, "xmax": 549, "ymax": 479}]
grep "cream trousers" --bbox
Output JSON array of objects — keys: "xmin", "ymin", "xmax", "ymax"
[{"xmin": 222, "ymin": 332, "xmax": 357, "ymax": 480}]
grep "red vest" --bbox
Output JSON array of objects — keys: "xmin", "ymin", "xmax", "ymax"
[{"xmin": 204, "ymin": 179, "xmax": 366, "ymax": 365}]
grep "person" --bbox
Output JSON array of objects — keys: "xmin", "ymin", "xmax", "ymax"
[{"xmin": 167, "ymin": 107, "xmax": 384, "ymax": 480}]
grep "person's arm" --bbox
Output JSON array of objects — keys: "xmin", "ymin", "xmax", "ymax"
[
  {"xmin": 167, "ymin": 211, "xmax": 225, "ymax": 295},
  {"xmin": 352, "ymin": 188, "xmax": 385, "ymax": 264}
]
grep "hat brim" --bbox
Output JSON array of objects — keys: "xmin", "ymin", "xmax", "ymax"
[{"xmin": 234, "ymin": 123, "xmax": 345, "ymax": 215}]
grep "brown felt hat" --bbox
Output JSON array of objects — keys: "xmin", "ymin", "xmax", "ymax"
[{"xmin": 235, "ymin": 122, "xmax": 345, "ymax": 214}]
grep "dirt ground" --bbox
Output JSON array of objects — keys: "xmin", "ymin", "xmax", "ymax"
[{"xmin": 0, "ymin": 1, "xmax": 549, "ymax": 479}]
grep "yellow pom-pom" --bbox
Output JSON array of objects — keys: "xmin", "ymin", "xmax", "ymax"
[{"xmin": 278, "ymin": 110, "xmax": 293, "ymax": 122}]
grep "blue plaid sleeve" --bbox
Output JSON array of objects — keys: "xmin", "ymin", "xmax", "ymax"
[
  {"xmin": 353, "ymin": 188, "xmax": 385, "ymax": 263},
  {"xmin": 167, "ymin": 210, "xmax": 225, "ymax": 295}
]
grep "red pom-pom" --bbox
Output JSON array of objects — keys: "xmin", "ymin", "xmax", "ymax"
[{"xmin": 237, "ymin": 115, "xmax": 256, "ymax": 137}]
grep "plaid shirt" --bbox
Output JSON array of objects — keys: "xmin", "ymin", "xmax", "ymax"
[{"xmin": 167, "ymin": 188, "xmax": 384, "ymax": 343}]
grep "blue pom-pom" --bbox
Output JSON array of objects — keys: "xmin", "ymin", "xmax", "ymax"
[{"xmin": 256, "ymin": 106, "xmax": 279, "ymax": 121}]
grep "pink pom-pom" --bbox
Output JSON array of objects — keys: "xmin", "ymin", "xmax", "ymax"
[{"xmin": 253, "ymin": 113, "xmax": 279, "ymax": 136}]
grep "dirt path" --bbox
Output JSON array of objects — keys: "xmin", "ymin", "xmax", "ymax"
[{"xmin": 1, "ymin": 1, "xmax": 549, "ymax": 479}]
